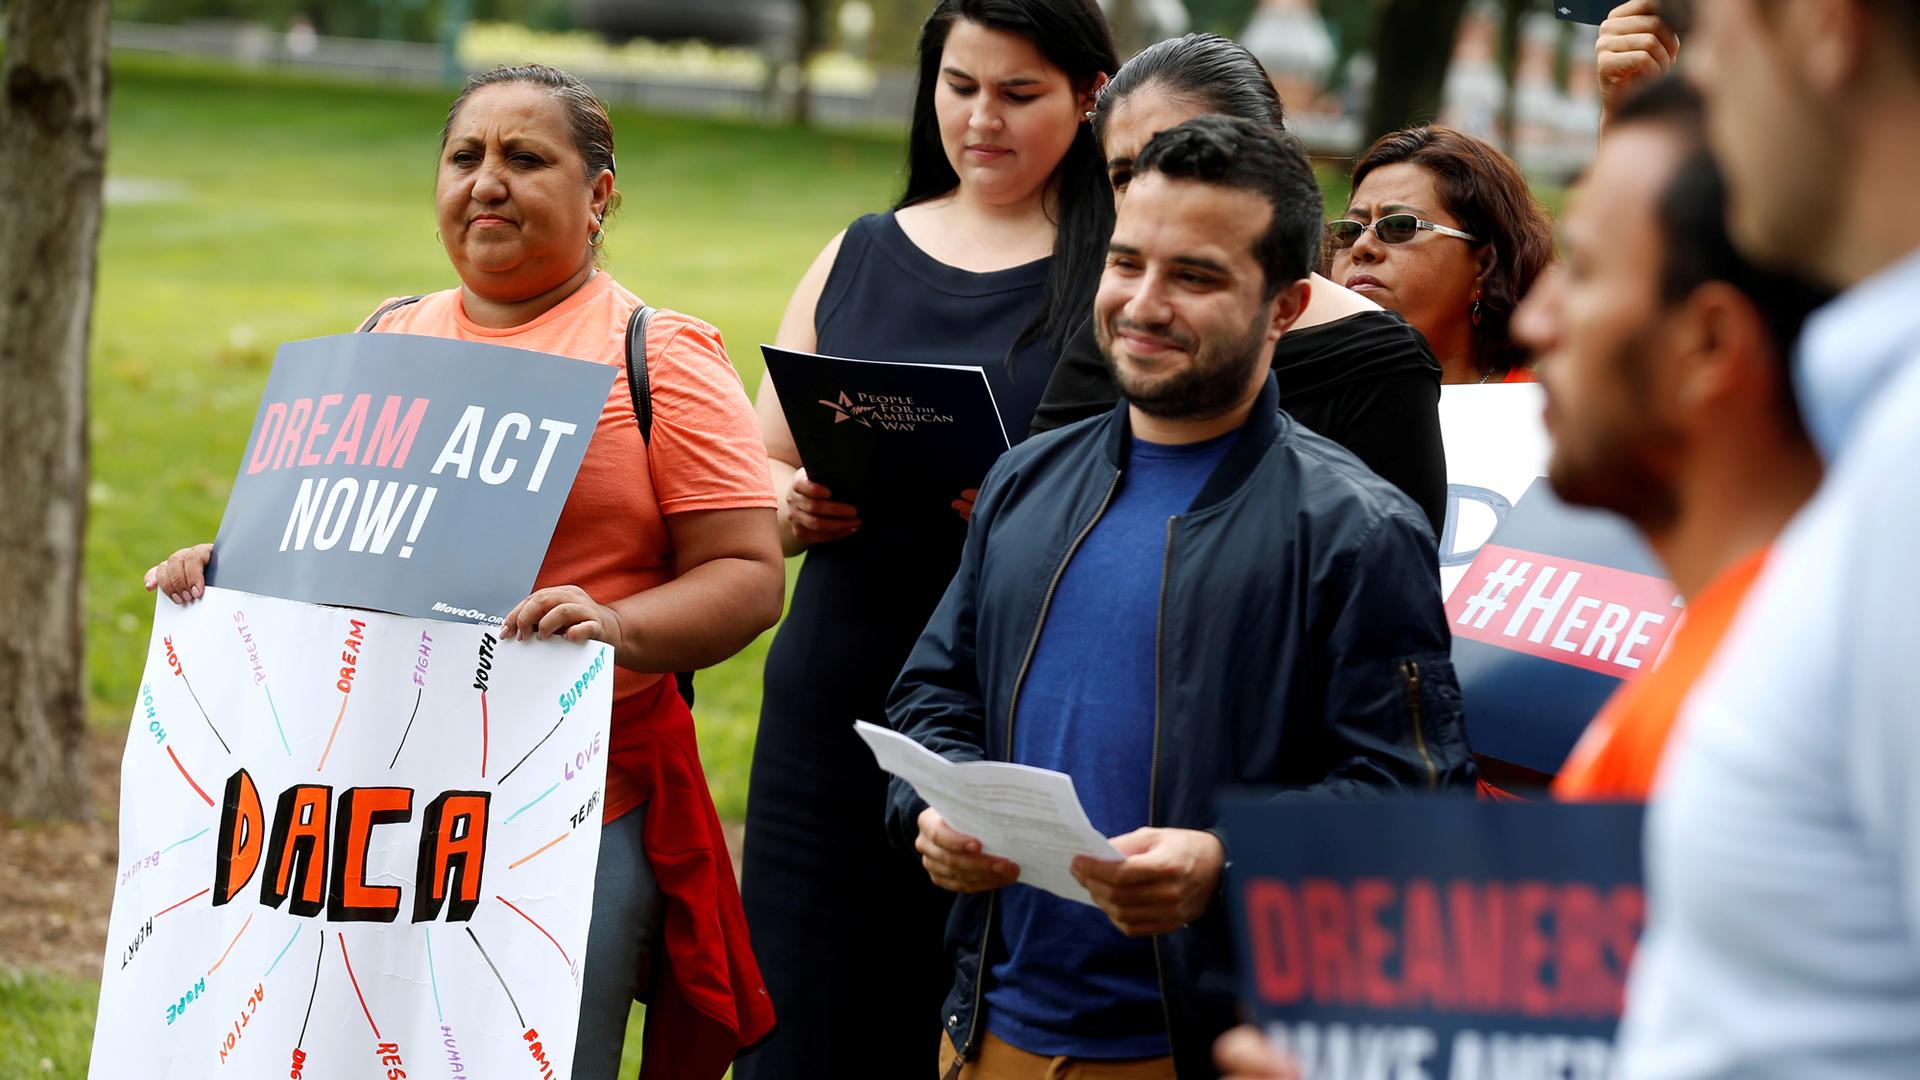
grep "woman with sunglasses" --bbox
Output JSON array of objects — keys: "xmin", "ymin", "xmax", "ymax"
[{"xmin": 1331, "ymin": 126, "xmax": 1556, "ymax": 385}]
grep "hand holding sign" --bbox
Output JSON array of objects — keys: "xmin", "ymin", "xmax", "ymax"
[
  {"xmin": 1072, "ymin": 827, "xmax": 1226, "ymax": 937},
  {"xmin": 1597, "ymin": 0, "xmax": 1681, "ymax": 120},
  {"xmin": 147, "ymin": 543, "xmax": 213, "ymax": 606},
  {"xmin": 1214, "ymin": 1026, "xmax": 1301, "ymax": 1080}
]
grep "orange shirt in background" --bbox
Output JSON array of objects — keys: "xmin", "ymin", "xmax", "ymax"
[
  {"xmin": 369, "ymin": 272, "xmax": 776, "ymax": 819},
  {"xmin": 1502, "ymin": 366, "xmax": 1538, "ymax": 384},
  {"xmin": 1552, "ymin": 547, "xmax": 1769, "ymax": 801}
]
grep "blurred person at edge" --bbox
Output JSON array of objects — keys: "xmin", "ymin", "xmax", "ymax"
[
  {"xmin": 1029, "ymin": 33, "xmax": 1450, "ymax": 537},
  {"xmin": 1202, "ymin": 71, "xmax": 1836, "ymax": 1080},
  {"xmin": 145, "ymin": 65, "xmax": 783, "ymax": 1080},
  {"xmin": 1521, "ymin": 75, "xmax": 1828, "ymax": 800},
  {"xmin": 1612, "ymin": 0, "xmax": 1920, "ymax": 1074},
  {"xmin": 889, "ymin": 115, "xmax": 1474, "ymax": 1080},
  {"xmin": 736, "ymin": 2, "xmax": 1118, "ymax": 1076},
  {"xmin": 1330, "ymin": 127, "xmax": 1554, "ymax": 385}
]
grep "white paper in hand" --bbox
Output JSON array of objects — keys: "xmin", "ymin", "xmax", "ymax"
[{"xmin": 853, "ymin": 720, "xmax": 1123, "ymax": 905}]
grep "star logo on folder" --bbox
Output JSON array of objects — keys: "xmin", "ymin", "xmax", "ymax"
[{"xmin": 818, "ymin": 391, "xmax": 874, "ymax": 428}]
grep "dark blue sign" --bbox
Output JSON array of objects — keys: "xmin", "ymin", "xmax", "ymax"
[{"xmin": 1221, "ymin": 796, "xmax": 1645, "ymax": 1080}]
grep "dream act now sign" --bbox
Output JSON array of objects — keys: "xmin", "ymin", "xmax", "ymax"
[{"xmin": 210, "ymin": 332, "xmax": 617, "ymax": 623}]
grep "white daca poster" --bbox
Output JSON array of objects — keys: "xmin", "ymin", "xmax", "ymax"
[{"xmin": 90, "ymin": 586, "xmax": 612, "ymax": 1079}]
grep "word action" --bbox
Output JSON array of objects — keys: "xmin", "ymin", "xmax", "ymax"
[{"xmin": 217, "ymin": 983, "xmax": 265, "ymax": 1065}]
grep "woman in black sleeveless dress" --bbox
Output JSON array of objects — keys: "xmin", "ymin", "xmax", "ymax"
[{"xmin": 736, "ymin": 1, "xmax": 1117, "ymax": 1074}]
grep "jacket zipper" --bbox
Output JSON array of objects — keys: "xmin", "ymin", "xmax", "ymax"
[
  {"xmin": 1401, "ymin": 659, "xmax": 1439, "ymax": 790},
  {"xmin": 1151, "ymin": 516, "xmax": 1179, "ymax": 1075},
  {"xmin": 955, "ymin": 466, "xmax": 1125, "ymax": 1063}
]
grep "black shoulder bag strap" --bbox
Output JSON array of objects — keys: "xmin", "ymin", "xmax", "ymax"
[
  {"xmin": 357, "ymin": 295, "xmax": 423, "ymax": 333},
  {"xmin": 624, "ymin": 304, "xmax": 698, "ymax": 710}
]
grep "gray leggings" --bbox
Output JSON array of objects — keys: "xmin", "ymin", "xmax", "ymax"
[{"xmin": 571, "ymin": 804, "xmax": 665, "ymax": 1080}]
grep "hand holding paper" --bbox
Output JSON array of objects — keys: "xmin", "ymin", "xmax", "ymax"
[
  {"xmin": 854, "ymin": 720, "xmax": 1122, "ymax": 905},
  {"xmin": 1072, "ymin": 827, "xmax": 1227, "ymax": 937}
]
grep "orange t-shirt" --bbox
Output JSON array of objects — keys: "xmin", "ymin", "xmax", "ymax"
[
  {"xmin": 1552, "ymin": 548, "xmax": 1769, "ymax": 801},
  {"xmin": 366, "ymin": 273, "xmax": 776, "ymax": 818},
  {"xmin": 1501, "ymin": 366, "xmax": 1538, "ymax": 384}
]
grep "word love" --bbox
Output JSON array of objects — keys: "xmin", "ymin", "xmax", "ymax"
[{"xmin": 212, "ymin": 768, "xmax": 491, "ymax": 923}]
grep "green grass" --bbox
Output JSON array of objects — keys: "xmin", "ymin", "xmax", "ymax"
[
  {"xmin": 57, "ymin": 54, "xmax": 1562, "ymax": 1070},
  {"xmin": 88, "ymin": 55, "xmax": 905, "ymax": 823},
  {"xmin": 0, "ymin": 970, "xmax": 98, "ymax": 1079}
]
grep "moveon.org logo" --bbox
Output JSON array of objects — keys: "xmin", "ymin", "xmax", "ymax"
[{"xmin": 431, "ymin": 600, "xmax": 505, "ymax": 626}]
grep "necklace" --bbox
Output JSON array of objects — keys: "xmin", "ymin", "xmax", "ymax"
[{"xmin": 1476, "ymin": 365, "xmax": 1495, "ymax": 385}]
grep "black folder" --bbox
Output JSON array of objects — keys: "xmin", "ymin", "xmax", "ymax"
[
  {"xmin": 1552, "ymin": 0, "xmax": 1613, "ymax": 24},
  {"xmin": 762, "ymin": 345, "xmax": 1012, "ymax": 524}
]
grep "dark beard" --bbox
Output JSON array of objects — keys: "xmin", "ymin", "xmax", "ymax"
[
  {"xmin": 1545, "ymin": 327, "xmax": 1684, "ymax": 532},
  {"xmin": 1098, "ymin": 309, "xmax": 1271, "ymax": 421}
]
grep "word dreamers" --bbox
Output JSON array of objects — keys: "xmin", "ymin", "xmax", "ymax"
[
  {"xmin": 337, "ymin": 619, "xmax": 367, "ymax": 694},
  {"xmin": 213, "ymin": 768, "xmax": 491, "ymax": 923},
  {"xmin": 1266, "ymin": 1021, "xmax": 1613, "ymax": 1080},
  {"xmin": 1242, "ymin": 877, "xmax": 1644, "ymax": 1021},
  {"xmin": 1444, "ymin": 546, "xmax": 1680, "ymax": 678}
]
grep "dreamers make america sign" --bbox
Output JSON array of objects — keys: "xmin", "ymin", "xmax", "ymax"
[
  {"xmin": 1222, "ymin": 796, "xmax": 1646, "ymax": 1080},
  {"xmin": 91, "ymin": 587, "xmax": 612, "ymax": 1079},
  {"xmin": 209, "ymin": 333, "xmax": 617, "ymax": 624}
]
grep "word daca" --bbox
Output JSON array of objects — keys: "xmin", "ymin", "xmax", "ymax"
[
  {"xmin": 246, "ymin": 394, "xmax": 580, "ymax": 495},
  {"xmin": 212, "ymin": 768, "xmax": 490, "ymax": 923},
  {"xmin": 1242, "ymin": 877, "xmax": 1644, "ymax": 1021}
]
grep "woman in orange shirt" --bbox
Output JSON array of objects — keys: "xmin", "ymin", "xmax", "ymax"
[
  {"xmin": 1328, "ymin": 127, "xmax": 1555, "ymax": 385},
  {"xmin": 146, "ymin": 64, "xmax": 780, "ymax": 1080}
]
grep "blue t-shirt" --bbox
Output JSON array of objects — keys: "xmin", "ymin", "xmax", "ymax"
[{"xmin": 984, "ymin": 429, "xmax": 1238, "ymax": 1059}]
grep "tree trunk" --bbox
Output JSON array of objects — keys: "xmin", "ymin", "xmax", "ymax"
[
  {"xmin": 0, "ymin": 0, "xmax": 109, "ymax": 822},
  {"xmin": 1362, "ymin": 0, "xmax": 1471, "ymax": 148}
]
